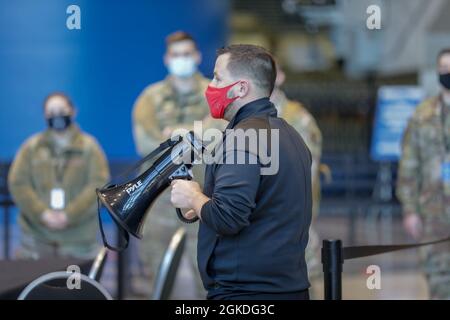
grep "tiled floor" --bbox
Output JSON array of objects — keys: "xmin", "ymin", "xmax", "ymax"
[
  {"xmin": 0, "ymin": 211, "xmax": 440, "ymax": 300},
  {"xmin": 122, "ymin": 214, "xmax": 433, "ymax": 300},
  {"xmin": 312, "ymin": 214, "xmax": 430, "ymax": 299}
]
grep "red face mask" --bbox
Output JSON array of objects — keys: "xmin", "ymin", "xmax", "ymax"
[{"xmin": 204, "ymin": 81, "xmax": 240, "ymax": 119}]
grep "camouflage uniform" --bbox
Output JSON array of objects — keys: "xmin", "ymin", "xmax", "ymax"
[
  {"xmin": 132, "ymin": 73, "xmax": 225, "ymax": 298},
  {"xmin": 397, "ymin": 95, "xmax": 450, "ymax": 299},
  {"xmin": 272, "ymin": 90, "xmax": 323, "ymax": 298},
  {"xmin": 8, "ymin": 124, "xmax": 110, "ymax": 259}
]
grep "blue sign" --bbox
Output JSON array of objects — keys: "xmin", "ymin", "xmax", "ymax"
[{"xmin": 371, "ymin": 86, "xmax": 425, "ymax": 161}]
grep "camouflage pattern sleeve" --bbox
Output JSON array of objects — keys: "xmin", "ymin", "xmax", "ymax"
[
  {"xmin": 8, "ymin": 137, "xmax": 48, "ymax": 225},
  {"xmin": 302, "ymin": 110, "xmax": 322, "ymax": 180},
  {"xmin": 283, "ymin": 101, "xmax": 322, "ymax": 175},
  {"xmin": 299, "ymin": 108, "xmax": 322, "ymax": 219},
  {"xmin": 396, "ymin": 118, "xmax": 421, "ymax": 216},
  {"xmin": 132, "ymin": 88, "xmax": 164, "ymax": 157},
  {"xmin": 283, "ymin": 101, "xmax": 322, "ymax": 218}
]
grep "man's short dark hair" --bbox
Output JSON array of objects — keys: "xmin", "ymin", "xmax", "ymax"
[
  {"xmin": 165, "ymin": 31, "xmax": 197, "ymax": 50},
  {"xmin": 217, "ymin": 44, "xmax": 277, "ymax": 95},
  {"xmin": 437, "ymin": 48, "xmax": 450, "ymax": 64},
  {"xmin": 43, "ymin": 92, "xmax": 74, "ymax": 110}
]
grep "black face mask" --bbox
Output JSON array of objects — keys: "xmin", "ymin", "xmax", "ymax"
[
  {"xmin": 47, "ymin": 115, "xmax": 72, "ymax": 131},
  {"xmin": 439, "ymin": 73, "xmax": 450, "ymax": 90}
]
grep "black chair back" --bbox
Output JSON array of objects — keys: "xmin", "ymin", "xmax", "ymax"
[
  {"xmin": 17, "ymin": 271, "xmax": 112, "ymax": 300},
  {"xmin": 88, "ymin": 247, "xmax": 108, "ymax": 281},
  {"xmin": 152, "ymin": 227, "xmax": 187, "ymax": 300}
]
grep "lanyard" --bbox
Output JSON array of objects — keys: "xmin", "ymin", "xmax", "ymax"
[{"xmin": 52, "ymin": 151, "xmax": 69, "ymax": 186}]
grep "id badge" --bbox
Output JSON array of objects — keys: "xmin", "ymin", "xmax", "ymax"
[{"xmin": 50, "ymin": 188, "xmax": 65, "ymax": 210}]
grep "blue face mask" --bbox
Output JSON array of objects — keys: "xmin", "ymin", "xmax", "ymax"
[
  {"xmin": 168, "ymin": 56, "xmax": 197, "ymax": 78},
  {"xmin": 47, "ymin": 115, "xmax": 72, "ymax": 131}
]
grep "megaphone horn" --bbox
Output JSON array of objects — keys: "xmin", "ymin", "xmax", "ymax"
[{"xmin": 97, "ymin": 131, "xmax": 204, "ymax": 251}]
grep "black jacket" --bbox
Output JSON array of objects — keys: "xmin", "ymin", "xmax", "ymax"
[{"xmin": 198, "ymin": 97, "xmax": 312, "ymax": 299}]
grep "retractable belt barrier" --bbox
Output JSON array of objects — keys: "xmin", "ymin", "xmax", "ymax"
[{"xmin": 321, "ymin": 236, "xmax": 450, "ymax": 300}]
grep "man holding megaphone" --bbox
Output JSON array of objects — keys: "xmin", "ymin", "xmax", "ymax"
[{"xmin": 170, "ymin": 44, "xmax": 313, "ymax": 300}]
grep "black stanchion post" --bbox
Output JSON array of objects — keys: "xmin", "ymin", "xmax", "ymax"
[{"xmin": 321, "ymin": 239, "xmax": 344, "ymax": 300}]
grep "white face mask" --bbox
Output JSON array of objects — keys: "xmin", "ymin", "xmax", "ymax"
[{"xmin": 167, "ymin": 56, "xmax": 197, "ymax": 78}]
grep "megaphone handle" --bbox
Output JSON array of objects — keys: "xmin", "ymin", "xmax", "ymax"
[
  {"xmin": 176, "ymin": 208, "xmax": 199, "ymax": 224},
  {"xmin": 170, "ymin": 165, "xmax": 199, "ymax": 223}
]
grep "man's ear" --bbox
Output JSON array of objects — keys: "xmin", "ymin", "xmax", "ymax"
[{"xmin": 236, "ymin": 80, "xmax": 250, "ymax": 98}]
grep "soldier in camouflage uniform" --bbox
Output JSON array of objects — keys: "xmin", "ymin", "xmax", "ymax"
[
  {"xmin": 271, "ymin": 64, "xmax": 323, "ymax": 298},
  {"xmin": 132, "ymin": 31, "xmax": 224, "ymax": 298},
  {"xmin": 8, "ymin": 93, "xmax": 110, "ymax": 259},
  {"xmin": 397, "ymin": 48, "xmax": 450, "ymax": 299}
]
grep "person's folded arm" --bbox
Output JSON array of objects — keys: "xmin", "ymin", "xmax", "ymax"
[{"xmin": 200, "ymin": 150, "xmax": 260, "ymax": 236}]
